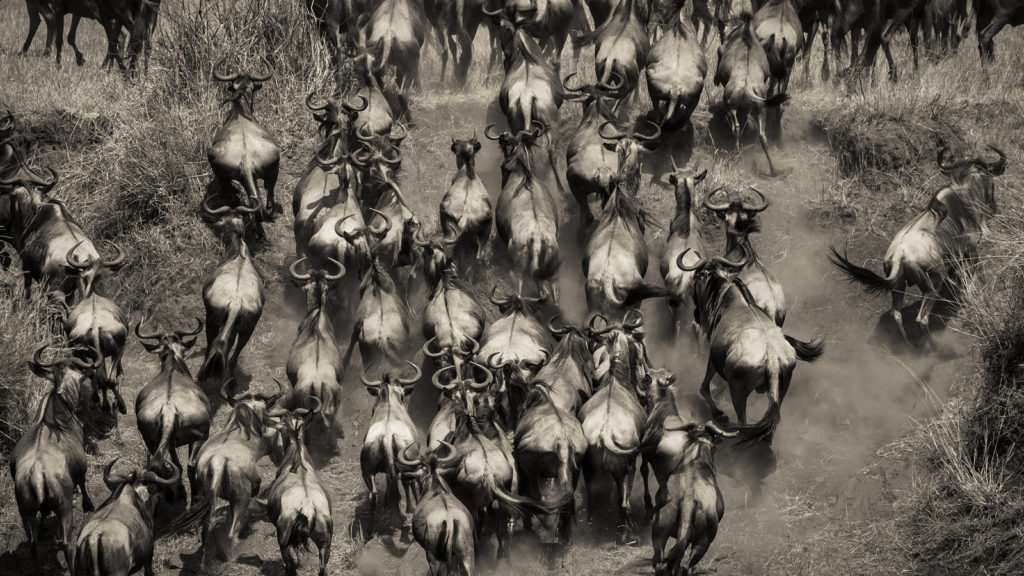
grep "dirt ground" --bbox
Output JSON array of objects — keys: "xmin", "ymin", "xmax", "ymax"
[{"xmin": 0, "ymin": 89, "xmax": 969, "ymax": 576}]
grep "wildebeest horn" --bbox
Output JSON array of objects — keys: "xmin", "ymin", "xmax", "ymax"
[
  {"xmin": 324, "ymin": 257, "xmax": 346, "ymax": 281},
  {"xmin": 291, "ymin": 395, "xmax": 323, "ymax": 419},
  {"xmin": 397, "ymin": 361, "xmax": 421, "ymax": 385},
  {"xmin": 422, "ymin": 336, "xmax": 445, "ymax": 358},
  {"xmin": 135, "ymin": 317, "xmax": 161, "ymax": 340},
  {"xmin": 469, "ymin": 360, "xmax": 494, "ymax": 389},
  {"xmin": 249, "ymin": 63, "xmax": 274, "ymax": 82},
  {"xmin": 31, "ymin": 343, "xmax": 56, "ymax": 369},
  {"xmin": 586, "ymin": 313, "xmax": 616, "ymax": 335},
  {"xmin": 677, "ymin": 248, "xmax": 706, "ymax": 272},
  {"xmin": 142, "ymin": 460, "xmax": 182, "ymax": 487},
  {"xmin": 234, "ymin": 196, "xmax": 261, "ymax": 215},
  {"xmin": 342, "ymin": 95, "xmax": 368, "ymax": 112},
  {"xmin": 398, "ymin": 443, "xmax": 422, "ymax": 467},
  {"xmin": 175, "ymin": 317, "xmax": 204, "ymax": 337},
  {"xmin": 288, "ymin": 257, "xmax": 312, "ymax": 282},
  {"xmin": 220, "ymin": 378, "xmax": 238, "ymax": 404},
  {"xmin": 745, "ymin": 186, "xmax": 769, "ymax": 212},
  {"xmin": 315, "ymin": 140, "xmax": 346, "ymax": 170},
  {"xmin": 263, "ymin": 378, "xmax": 287, "ymax": 406},
  {"xmin": 103, "ymin": 458, "xmax": 130, "ymax": 486},
  {"xmin": 980, "ymin": 145, "xmax": 1007, "ymax": 175},
  {"xmin": 486, "ymin": 352, "xmax": 511, "ymax": 370},
  {"xmin": 355, "ymin": 123, "xmax": 375, "ymax": 142},
  {"xmin": 484, "ymin": 124, "xmax": 502, "ymax": 141},
  {"xmin": 599, "ymin": 121, "xmax": 626, "ymax": 140},
  {"xmin": 623, "ymin": 308, "xmax": 644, "ymax": 330},
  {"xmin": 202, "ymin": 195, "xmax": 232, "ymax": 216},
  {"xmin": 432, "ymin": 365, "xmax": 458, "ymax": 390},
  {"xmin": 547, "ymin": 314, "xmax": 572, "ymax": 335},
  {"xmin": 435, "ymin": 440, "xmax": 459, "ymax": 466},
  {"xmin": 305, "ymin": 92, "xmax": 329, "ymax": 112},
  {"xmin": 712, "ymin": 248, "xmax": 749, "ymax": 269},
  {"xmin": 367, "ymin": 208, "xmax": 392, "ymax": 237},
  {"xmin": 562, "ymin": 72, "xmax": 586, "ymax": 92},
  {"xmin": 213, "ymin": 58, "xmax": 240, "ymax": 82},
  {"xmin": 703, "ymin": 188, "xmax": 731, "ymax": 211},
  {"xmin": 381, "ymin": 144, "xmax": 402, "ymax": 166},
  {"xmin": 412, "ymin": 228, "xmax": 432, "ymax": 247},
  {"xmin": 634, "ymin": 120, "xmax": 662, "ymax": 142},
  {"xmin": 334, "ymin": 214, "xmax": 360, "ymax": 240},
  {"xmin": 705, "ymin": 420, "xmax": 739, "ymax": 437},
  {"xmin": 481, "ymin": 2, "xmax": 503, "ymax": 16},
  {"xmin": 66, "ymin": 240, "xmax": 92, "ymax": 270},
  {"xmin": 361, "ymin": 372, "xmax": 383, "ymax": 388},
  {"xmin": 488, "ymin": 286, "xmax": 509, "ymax": 307},
  {"xmin": 101, "ymin": 241, "xmax": 125, "ymax": 270},
  {"xmin": 69, "ymin": 345, "xmax": 103, "ymax": 371}
]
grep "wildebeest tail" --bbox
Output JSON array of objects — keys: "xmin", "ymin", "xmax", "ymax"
[
  {"xmin": 785, "ymin": 335, "xmax": 825, "ymax": 362},
  {"xmin": 829, "ymin": 246, "xmax": 900, "ymax": 295},
  {"xmin": 660, "ymin": 497, "xmax": 696, "ymax": 573},
  {"xmin": 438, "ymin": 519, "xmax": 454, "ymax": 564},
  {"xmin": 739, "ymin": 365, "xmax": 781, "ymax": 444},
  {"xmin": 385, "ymin": 435, "xmax": 399, "ymax": 505},
  {"xmin": 198, "ymin": 303, "xmax": 240, "ymax": 384},
  {"xmin": 766, "ymin": 93, "xmax": 790, "ymax": 108},
  {"xmin": 282, "ymin": 511, "xmax": 312, "ymax": 552},
  {"xmin": 663, "ymin": 95, "xmax": 682, "ymax": 124},
  {"xmin": 240, "ymin": 164, "xmax": 263, "ymax": 214},
  {"xmin": 621, "ymin": 283, "xmax": 675, "ymax": 308},
  {"xmin": 556, "ymin": 441, "xmax": 577, "ymax": 539},
  {"xmin": 491, "ymin": 479, "xmax": 571, "ymax": 521}
]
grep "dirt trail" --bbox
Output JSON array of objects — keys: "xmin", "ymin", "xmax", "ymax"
[{"xmin": 0, "ymin": 98, "xmax": 964, "ymax": 576}]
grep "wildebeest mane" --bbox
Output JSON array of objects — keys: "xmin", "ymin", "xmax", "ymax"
[
  {"xmin": 549, "ymin": 329, "xmax": 594, "ymax": 383},
  {"xmin": 223, "ymin": 402, "xmax": 265, "ymax": 441}
]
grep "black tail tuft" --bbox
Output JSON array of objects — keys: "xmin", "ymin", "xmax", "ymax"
[
  {"xmin": 828, "ymin": 246, "xmax": 893, "ymax": 295},
  {"xmin": 785, "ymin": 335, "xmax": 825, "ymax": 362}
]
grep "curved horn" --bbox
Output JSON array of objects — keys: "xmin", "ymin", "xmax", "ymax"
[
  {"xmin": 355, "ymin": 122, "xmax": 376, "ymax": 143},
  {"xmin": 422, "ymin": 336, "xmax": 446, "ymax": 358},
  {"xmin": 705, "ymin": 420, "xmax": 739, "ymax": 437},
  {"xmin": 484, "ymin": 124, "xmax": 502, "ymax": 141},
  {"xmin": 488, "ymin": 286, "xmax": 509, "ymax": 307},
  {"xmin": 367, "ymin": 208, "xmax": 392, "ymax": 237},
  {"xmin": 482, "ymin": 3, "xmax": 503, "ymax": 17},
  {"xmin": 175, "ymin": 317, "xmax": 204, "ymax": 337},
  {"xmin": 469, "ymin": 360, "xmax": 494, "ymax": 389},
  {"xmin": 432, "ymin": 365, "xmax": 458, "ymax": 391},
  {"xmin": 981, "ymin": 145, "xmax": 1007, "ymax": 175},
  {"xmin": 622, "ymin": 308, "xmax": 644, "ymax": 330},
  {"xmin": 288, "ymin": 257, "xmax": 312, "ymax": 283},
  {"xmin": 342, "ymin": 95, "xmax": 368, "ymax": 112},
  {"xmin": 305, "ymin": 92, "xmax": 329, "ymax": 112},
  {"xmin": 703, "ymin": 187, "xmax": 731, "ymax": 211},
  {"xmin": 202, "ymin": 195, "xmax": 232, "ymax": 216},
  {"xmin": 398, "ymin": 443, "xmax": 422, "ymax": 467},
  {"xmin": 324, "ymin": 257, "xmax": 346, "ymax": 281},
  {"xmin": 142, "ymin": 460, "xmax": 182, "ymax": 487},
  {"xmin": 547, "ymin": 314, "xmax": 572, "ymax": 336},
  {"xmin": 461, "ymin": 335, "xmax": 480, "ymax": 357},
  {"xmin": 38, "ymin": 167, "xmax": 58, "ymax": 192},
  {"xmin": 213, "ymin": 58, "xmax": 240, "ymax": 82},
  {"xmin": 70, "ymin": 346, "xmax": 103, "ymax": 371},
  {"xmin": 361, "ymin": 372, "xmax": 383, "ymax": 389},
  {"xmin": 102, "ymin": 458, "xmax": 129, "ymax": 486},
  {"xmin": 486, "ymin": 352, "xmax": 511, "ymax": 370},
  {"xmin": 412, "ymin": 228, "xmax": 432, "ymax": 247},
  {"xmin": 219, "ymin": 378, "xmax": 238, "ymax": 404},
  {"xmin": 389, "ymin": 122, "xmax": 408, "ymax": 144},
  {"xmin": 234, "ymin": 196, "xmax": 261, "ymax": 215},
  {"xmin": 135, "ymin": 317, "xmax": 161, "ymax": 340},
  {"xmin": 65, "ymin": 240, "xmax": 92, "ymax": 270},
  {"xmin": 316, "ymin": 138, "xmax": 347, "ymax": 170},
  {"xmin": 562, "ymin": 72, "xmax": 586, "ymax": 92},
  {"xmin": 599, "ymin": 121, "xmax": 626, "ymax": 140},
  {"xmin": 292, "ymin": 395, "xmax": 323, "ymax": 420},
  {"xmin": 32, "ymin": 343, "xmax": 56, "ymax": 369},
  {"xmin": 435, "ymin": 440, "xmax": 459, "ymax": 466},
  {"xmin": 586, "ymin": 313, "xmax": 616, "ymax": 336},
  {"xmin": 380, "ymin": 144, "xmax": 402, "ymax": 166},
  {"xmin": 745, "ymin": 186, "xmax": 769, "ymax": 212},
  {"xmin": 100, "ymin": 241, "xmax": 126, "ymax": 269},
  {"xmin": 249, "ymin": 62, "xmax": 274, "ymax": 82},
  {"xmin": 676, "ymin": 248, "xmax": 707, "ymax": 272},
  {"xmin": 634, "ymin": 120, "xmax": 662, "ymax": 142},
  {"xmin": 711, "ymin": 248, "xmax": 749, "ymax": 269},
  {"xmin": 262, "ymin": 378, "xmax": 287, "ymax": 406},
  {"xmin": 398, "ymin": 361, "xmax": 422, "ymax": 385}
]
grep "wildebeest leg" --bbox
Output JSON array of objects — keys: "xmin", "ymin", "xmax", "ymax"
[
  {"xmin": 917, "ymin": 276, "xmax": 943, "ymax": 350},
  {"xmin": 687, "ymin": 515, "xmax": 718, "ymax": 572},
  {"xmin": 79, "ymin": 473, "xmax": 95, "ymax": 512},
  {"xmin": 640, "ymin": 457, "xmax": 653, "ymax": 513},
  {"xmin": 21, "ymin": 513, "xmax": 39, "ymax": 570},
  {"xmin": 143, "ymin": 556, "xmax": 155, "ymax": 576},
  {"xmin": 21, "ymin": 7, "xmax": 42, "ymax": 55},
  {"xmin": 52, "ymin": 14, "xmax": 65, "ymax": 66},
  {"xmin": 59, "ymin": 502, "xmax": 74, "ymax": 572},
  {"xmin": 890, "ymin": 280, "xmax": 910, "ymax": 345},
  {"xmin": 755, "ymin": 110, "xmax": 776, "ymax": 176},
  {"xmin": 68, "ymin": 14, "xmax": 85, "ymax": 66},
  {"xmin": 730, "ymin": 383, "xmax": 749, "ymax": 425},
  {"xmin": 316, "ymin": 535, "xmax": 331, "ymax": 576},
  {"xmin": 700, "ymin": 357, "xmax": 727, "ymax": 422},
  {"xmin": 264, "ymin": 170, "xmax": 281, "ymax": 219},
  {"xmin": 802, "ymin": 20, "xmax": 817, "ymax": 80},
  {"xmin": 582, "ymin": 456, "xmax": 596, "ymax": 523},
  {"xmin": 400, "ymin": 479, "xmax": 415, "ymax": 542},
  {"xmin": 281, "ymin": 538, "xmax": 300, "ymax": 576},
  {"xmin": 820, "ymin": 23, "xmax": 831, "ymax": 82},
  {"xmin": 229, "ymin": 328, "xmax": 252, "ymax": 378},
  {"xmin": 363, "ymin": 469, "xmax": 377, "ymax": 537},
  {"xmin": 436, "ymin": 25, "xmax": 450, "ymax": 84},
  {"xmin": 728, "ymin": 109, "xmax": 741, "ymax": 152},
  {"xmin": 617, "ymin": 460, "xmax": 637, "ymax": 545},
  {"xmin": 978, "ymin": 12, "xmax": 1011, "ymax": 61}
]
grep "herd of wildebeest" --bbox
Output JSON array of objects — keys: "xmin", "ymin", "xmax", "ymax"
[{"xmin": 2, "ymin": 0, "xmax": 1017, "ymax": 574}]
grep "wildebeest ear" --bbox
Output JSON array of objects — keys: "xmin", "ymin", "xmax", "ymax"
[
  {"xmin": 694, "ymin": 169, "xmax": 708, "ymax": 182},
  {"xmin": 472, "ymin": 140, "xmax": 481, "ymax": 153},
  {"xmin": 181, "ymin": 336, "xmax": 198, "ymax": 349},
  {"xmin": 668, "ymin": 173, "xmax": 678, "ymax": 185},
  {"xmin": 365, "ymin": 386, "xmax": 380, "ymax": 397},
  {"xmin": 603, "ymin": 143, "xmax": 617, "ymax": 152}
]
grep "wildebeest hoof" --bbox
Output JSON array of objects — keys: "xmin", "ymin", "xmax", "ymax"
[
  {"xmin": 76, "ymin": 55, "xmax": 85, "ymax": 66},
  {"xmin": 117, "ymin": 398, "xmax": 127, "ymax": 414}
]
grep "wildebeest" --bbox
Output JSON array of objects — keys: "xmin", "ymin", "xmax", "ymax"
[
  {"xmin": 532, "ymin": 316, "xmax": 595, "ymax": 413},
  {"xmin": 363, "ymin": 0, "xmax": 428, "ymax": 90},
  {"xmin": 829, "ymin": 171, "xmax": 1002, "ymax": 348},
  {"xmin": 753, "ymin": 0, "xmax": 803, "ymax": 141},
  {"xmin": 705, "ymin": 187, "xmax": 786, "ymax": 326},
  {"xmin": 975, "ymin": 0, "xmax": 1024, "ymax": 59},
  {"xmin": 575, "ymin": 0, "xmax": 651, "ymax": 100},
  {"xmin": 426, "ymin": 361, "xmax": 493, "ymax": 451},
  {"xmin": 680, "ymin": 249, "xmax": 824, "ymax": 443},
  {"xmin": 650, "ymin": 420, "xmax": 737, "ymax": 576},
  {"xmin": 489, "ymin": 124, "xmax": 562, "ymax": 302},
  {"xmin": 286, "ymin": 258, "xmax": 347, "ymax": 441},
  {"xmin": 418, "ymin": 237, "xmax": 487, "ymax": 371},
  {"xmin": 478, "ymin": 289, "xmax": 554, "ymax": 383},
  {"xmin": 198, "ymin": 198, "xmax": 264, "ymax": 385},
  {"xmin": 578, "ymin": 336, "xmax": 647, "ymax": 544},
  {"xmin": 425, "ymin": 0, "xmax": 488, "ymax": 86},
  {"xmin": 441, "ymin": 134, "xmax": 493, "ymax": 264},
  {"xmin": 646, "ymin": 7, "xmax": 708, "ymax": 129},
  {"xmin": 341, "ymin": 256, "xmax": 412, "ymax": 379},
  {"xmin": 267, "ymin": 402, "xmax": 334, "ymax": 576},
  {"xmin": 60, "ymin": 274, "xmax": 130, "ymax": 413},
  {"xmin": 563, "ymin": 78, "xmax": 619, "ymax": 230},
  {"xmin": 208, "ymin": 60, "xmax": 281, "ymax": 234},
  {"xmin": 715, "ymin": 12, "xmax": 779, "ymax": 174},
  {"xmin": 921, "ymin": 0, "xmax": 969, "ymax": 54},
  {"xmin": 495, "ymin": 0, "xmax": 577, "ymax": 71},
  {"xmin": 191, "ymin": 379, "xmax": 287, "ymax": 555},
  {"xmin": 659, "ymin": 163, "xmax": 709, "ymax": 339},
  {"xmin": 11, "ymin": 345, "xmax": 97, "ymax": 572},
  {"xmin": 134, "ymin": 317, "xmax": 211, "ymax": 502},
  {"xmin": 359, "ymin": 362, "xmax": 422, "ymax": 538},
  {"xmin": 18, "ymin": 0, "xmax": 107, "ymax": 66},
  {"xmin": 304, "ymin": 0, "xmax": 368, "ymax": 57},
  {"xmin": 584, "ymin": 121, "xmax": 669, "ymax": 315},
  {"xmin": 397, "ymin": 441, "xmax": 475, "ymax": 576},
  {"xmin": 72, "ymin": 458, "xmax": 181, "ymax": 576}
]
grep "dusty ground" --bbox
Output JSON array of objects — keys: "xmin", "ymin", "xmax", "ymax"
[{"xmin": 1, "ymin": 6, "xmax": 1011, "ymax": 576}]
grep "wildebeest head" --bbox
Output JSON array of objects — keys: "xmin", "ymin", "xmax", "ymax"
[
  {"xmin": 677, "ymin": 247, "xmax": 750, "ymax": 332},
  {"xmin": 64, "ymin": 239, "xmax": 126, "ymax": 299},
  {"xmin": 213, "ymin": 58, "xmax": 274, "ymax": 117},
  {"xmin": 665, "ymin": 419, "xmax": 739, "ymax": 469},
  {"xmin": 202, "ymin": 194, "xmax": 260, "ymax": 243},
  {"xmin": 485, "ymin": 121, "xmax": 546, "ymax": 179},
  {"xmin": 704, "ymin": 186, "xmax": 768, "ymax": 238},
  {"xmin": 135, "ymin": 316, "xmax": 204, "ymax": 373},
  {"xmin": 396, "ymin": 440, "xmax": 462, "ymax": 488},
  {"xmin": 937, "ymin": 145, "xmax": 1007, "ymax": 181},
  {"xmin": 431, "ymin": 361, "xmax": 494, "ymax": 419},
  {"xmin": 414, "ymin": 230, "xmax": 455, "ymax": 287},
  {"xmin": 451, "ymin": 133, "xmax": 482, "ymax": 171},
  {"xmin": 306, "ymin": 92, "xmax": 368, "ymax": 140},
  {"xmin": 103, "ymin": 457, "xmax": 181, "ymax": 504},
  {"xmin": 29, "ymin": 343, "xmax": 101, "ymax": 409},
  {"xmin": 487, "ymin": 350, "xmax": 549, "ymax": 429},
  {"xmin": 588, "ymin": 310, "xmax": 650, "ymax": 394},
  {"xmin": 362, "ymin": 361, "xmax": 421, "ymax": 406}
]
